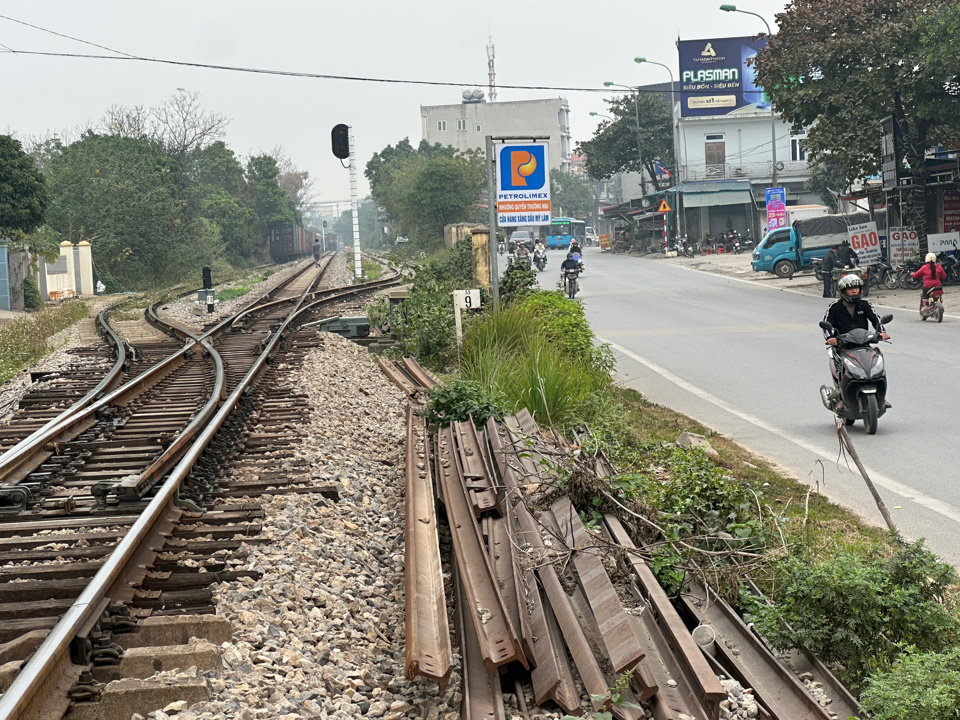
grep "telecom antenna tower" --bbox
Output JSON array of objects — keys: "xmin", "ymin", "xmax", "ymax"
[{"xmin": 486, "ymin": 31, "xmax": 496, "ymax": 101}]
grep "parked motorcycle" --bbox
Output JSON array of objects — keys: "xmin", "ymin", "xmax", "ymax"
[
  {"xmin": 868, "ymin": 258, "xmax": 899, "ymax": 290},
  {"xmin": 819, "ymin": 314, "xmax": 894, "ymax": 435},
  {"xmin": 937, "ymin": 252, "xmax": 960, "ymax": 286},
  {"xmin": 920, "ymin": 286, "xmax": 945, "ymax": 322},
  {"xmin": 898, "ymin": 262, "xmax": 922, "ymax": 290},
  {"xmin": 680, "ymin": 237, "xmax": 695, "ymax": 258},
  {"xmin": 562, "ymin": 268, "xmax": 581, "ymax": 299}
]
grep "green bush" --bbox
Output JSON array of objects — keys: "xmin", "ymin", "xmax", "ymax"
[
  {"xmin": 748, "ymin": 540, "xmax": 959, "ymax": 689},
  {"xmin": 422, "ymin": 378, "xmax": 504, "ymax": 428},
  {"xmin": 516, "ymin": 291, "xmax": 613, "ymax": 382},
  {"xmin": 860, "ymin": 647, "xmax": 960, "ymax": 719},
  {"xmin": 498, "ymin": 261, "xmax": 537, "ymax": 305},
  {"xmin": 22, "ymin": 276, "xmax": 42, "ymax": 310},
  {"xmin": 217, "ymin": 286, "xmax": 251, "ymax": 301}
]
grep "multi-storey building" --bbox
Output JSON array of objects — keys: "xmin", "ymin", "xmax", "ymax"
[{"xmin": 421, "ymin": 92, "xmax": 571, "ymax": 171}]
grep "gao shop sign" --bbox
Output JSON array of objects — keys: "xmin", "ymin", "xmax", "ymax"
[
  {"xmin": 848, "ymin": 221, "xmax": 882, "ymax": 265},
  {"xmin": 678, "ymin": 36, "xmax": 768, "ymax": 117},
  {"xmin": 496, "ymin": 143, "xmax": 552, "ymax": 227}
]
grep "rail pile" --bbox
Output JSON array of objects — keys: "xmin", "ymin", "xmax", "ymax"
[{"xmin": 384, "ymin": 359, "xmax": 862, "ymax": 720}]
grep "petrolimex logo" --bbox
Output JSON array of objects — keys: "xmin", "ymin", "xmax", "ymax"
[
  {"xmin": 499, "ymin": 145, "xmax": 546, "ymax": 191},
  {"xmin": 496, "ymin": 142, "xmax": 551, "ymax": 227}
]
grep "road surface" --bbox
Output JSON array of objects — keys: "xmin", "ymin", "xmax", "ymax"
[{"xmin": 565, "ymin": 247, "xmax": 960, "ymax": 565}]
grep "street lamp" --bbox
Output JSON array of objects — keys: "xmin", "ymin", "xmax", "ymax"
[
  {"xmin": 603, "ymin": 81, "xmax": 646, "ymax": 195},
  {"xmin": 720, "ymin": 4, "xmax": 778, "ymax": 188},
  {"xmin": 589, "ymin": 111, "xmax": 614, "ymax": 121},
  {"xmin": 635, "ymin": 56, "xmax": 682, "ymax": 236}
]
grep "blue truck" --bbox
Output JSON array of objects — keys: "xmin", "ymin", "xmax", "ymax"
[{"xmin": 751, "ymin": 212, "xmax": 870, "ymax": 278}]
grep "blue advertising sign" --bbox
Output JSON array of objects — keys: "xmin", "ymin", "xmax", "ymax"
[
  {"xmin": 765, "ymin": 186, "xmax": 787, "ymax": 231},
  {"xmin": 678, "ymin": 36, "xmax": 768, "ymax": 117},
  {"xmin": 496, "ymin": 143, "xmax": 552, "ymax": 226}
]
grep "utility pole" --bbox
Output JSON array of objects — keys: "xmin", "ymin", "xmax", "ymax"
[
  {"xmin": 485, "ymin": 135, "xmax": 500, "ymax": 310},
  {"xmin": 349, "ymin": 127, "xmax": 362, "ymax": 279}
]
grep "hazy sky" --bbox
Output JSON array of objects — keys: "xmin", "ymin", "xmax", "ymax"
[{"xmin": 1, "ymin": 0, "xmax": 785, "ymax": 212}]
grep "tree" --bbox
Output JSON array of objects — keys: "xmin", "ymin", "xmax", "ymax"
[
  {"xmin": 333, "ymin": 200, "xmax": 380, "ymax": 248},
  {"xmin": 550, "ymin": 171, "xmax": 594, "ymax": 218},
  {"xmin": 191, "ymin": 141, "xmax": 246, "ymax": 195},
  {"xmin": 199, "ymin": 188, "xmax": 260, "ymax": 261},
  {"xmin": 150, "ymin": 89, "xmax": 228, "ymax": 166},
  {"xmin": 365, "ymin": 140, "xmax": 483, "ymax": 244},
  {"xmin": 918, "ymin": 3, "xmax": 960, "ymax": 82},
  {"xmin": 804, "ymin": 156, "xmax": 848, "ymax": 210},
  {"xmin": 246, "ymin": 154, "xmax": 298, "ymax": 231},
  {"xmin": 753, "ymin": 0, "xmax": 960, "ymax": 247},
  {"xmin": 0, "ymin": 135, "xmax": 48, "ymax": 239},
  {"xmin": 576, "ymin": 94, "xmax": 674, "ymax": 192},
  {"xmin": 44, "ymin": 133, "xmax": 221, "ymax": 289}
]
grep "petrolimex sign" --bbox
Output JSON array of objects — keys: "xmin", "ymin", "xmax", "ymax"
[
  {"xmin": 678, "ymin": 36, "xmax": 768, "ymax": 117},
  {"xmin": 496, "ymin": 143, "xmax": 551, "ymax": 227}
]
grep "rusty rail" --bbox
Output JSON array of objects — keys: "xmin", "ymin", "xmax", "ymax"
[{"xmin": 404, "ymin": 407, "xmax": 453, "ymax": 690}]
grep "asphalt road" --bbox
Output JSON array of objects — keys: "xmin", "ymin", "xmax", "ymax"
[{"xmin": 563, "ymin": 247, "xmax": 960, "ymax": 565}]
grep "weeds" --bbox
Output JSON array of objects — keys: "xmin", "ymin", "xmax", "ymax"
[{"xmin": 0, "ymin": 300, "xmax": 89, "ymax": 383}]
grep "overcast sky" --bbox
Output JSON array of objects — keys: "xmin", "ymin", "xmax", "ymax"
[{"xmin": 1, "ymin": 0, "xmax": 784, "ymax": 213}]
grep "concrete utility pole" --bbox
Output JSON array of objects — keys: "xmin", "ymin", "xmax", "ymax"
[
  {"xmin": 635, "ymin": 57, "xmax": 683, "ymax": 236},
  {"xmin": 720, "ymin": 5, "xmax": 778, "ymax": 187},
  {"xmin": 485, "ymin": 135, "xmax": 500, "ymax": 310},
  {"xmin": 604, "ymin": 81, "xmax": 646, "ymax": 196},
  {"xmin": 349, "ymin": 127, "xmax": 362, "ymax": 279}
]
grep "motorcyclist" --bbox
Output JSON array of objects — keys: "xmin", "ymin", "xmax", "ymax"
[
  {"xmin": 835, "ymin": 240, "xmax": 859, "ymax": 268},
  {"xmin": 822, "ymin": 275, "xmax": 890, "ymax": 410},
  {"xmin": 911, "ymin": 252, "xmax": 945, "ymax": 303},
  {"xmin": 560, "ymin": 252, "xmax": 581, "ymax": 277},
  {"xmin": 514, "ymin": 241, "xmax": 531, "ymax": 267},
  {"xmin": 533, "ymin": 239, "xmax": 546, "ymax": 255},
  {"xmin": 569, "ymin": 239, "xmax": 582, "ymax": 257}
]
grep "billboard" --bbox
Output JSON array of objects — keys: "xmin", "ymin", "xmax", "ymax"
[
  {"xmin": 678, "ymin": 36, "xmax": 768, "ymax": 117},
  {"xmin": 496, "ymin": 143, "xmax": 551, "ymax": 227}
]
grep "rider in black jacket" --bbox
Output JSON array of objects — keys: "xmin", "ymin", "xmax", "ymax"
[{"xmin": 822, "ymin": 275, "xmax": 889, "ymax": 342}]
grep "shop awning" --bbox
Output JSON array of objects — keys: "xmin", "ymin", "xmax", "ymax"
[{"xmin": 680, "ymin": 179, "xmax": 754, "ymax": 208}]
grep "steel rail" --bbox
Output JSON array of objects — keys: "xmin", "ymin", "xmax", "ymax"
[
  {"xmin": 403, "ymin": 407, "xmax": 453, "ymax": 690},
  {"xmin": 0, "ymin": 302, "xmax": 128, "ymax": 472},
  {"xmin": 0, "ymin": 261, "xmax": 370, "ymax": 720},
  {"xmin": 0, "ymin": 259, "xmax": 325, "ymax": 489}
]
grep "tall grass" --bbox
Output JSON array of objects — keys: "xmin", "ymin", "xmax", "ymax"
[
  {"xmin": 460, "ymin": 304, "xmax": 599, "ymax": 427},
  {"xmin": 0, "ymin": 301, "xmax": 90, "ymax": 383}
]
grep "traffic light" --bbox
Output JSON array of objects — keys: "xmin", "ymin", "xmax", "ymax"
[{"xmin": 331, "ymin": 124, "xmax": 350, "ymax": 159}]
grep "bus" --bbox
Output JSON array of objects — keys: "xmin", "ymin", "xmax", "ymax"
[{"xmin": 546, "ymin": 217, "xmax": 586, "ymax": 249}]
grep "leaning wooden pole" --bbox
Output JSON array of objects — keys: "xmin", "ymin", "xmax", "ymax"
[{"xmin": 837, "ymin": 423, "xmax": 897, "ymax": 533}]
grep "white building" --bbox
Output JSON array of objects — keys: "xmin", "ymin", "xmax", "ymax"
[{"xmin": 421, "ymin": 92, "xmax": 571, "ymax": 171}]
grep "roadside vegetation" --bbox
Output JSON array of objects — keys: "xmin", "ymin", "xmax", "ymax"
[
  {"xmin": 374, "ymin": 239, "xmax": 960, "ymax": 716},
  {"xmin": 0, "ymin": 300, "xmax": 89, "ymax": 383}
]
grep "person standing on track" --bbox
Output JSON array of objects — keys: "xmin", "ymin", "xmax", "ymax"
[{"xmin": 312, "ymin": 239, "xmax": 322, "ymax": 268}]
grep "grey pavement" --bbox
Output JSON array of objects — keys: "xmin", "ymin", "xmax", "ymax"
[{"xmin": 571, "ymin": 246, "xmax": 960, "ymax": 566}]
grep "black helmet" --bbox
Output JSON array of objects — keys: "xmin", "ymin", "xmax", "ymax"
[{"xmin": 566, "ymin": 252, "xmax": 573, "ymax": 259}]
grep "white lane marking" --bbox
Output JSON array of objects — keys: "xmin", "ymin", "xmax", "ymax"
[{"xmin": 601, "ymin": 337, "xmax": 960, "ymax": 525}]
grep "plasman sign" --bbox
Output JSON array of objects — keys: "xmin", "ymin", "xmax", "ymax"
[
  {"xmin": 496, "ymin": 143, "xmax": 551, "ymax": 227},
  {"xmin": 848, "ymin": 221, "xmax": 882, "ymax": 265}
]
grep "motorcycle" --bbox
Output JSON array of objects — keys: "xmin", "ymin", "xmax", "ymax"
[
  {"xmin": 732, "ymin": 235, "xmax": 742, "ymax": 254},
  {"xmin": 812, "ymin": 257, "xmax": 824, "ymax": 282},
  {"xmin": 920, "ymin": 286, "xmax": 944, "ymax": 322},
  {"xmin": 831, "ymin": 266, "xmax": 870, "ymax": 298},
  {"xmin": 562, "ymin": 268, "xmax": 581, "ymax": 299},
  {"xmin": 533, "ymin": 249, "xmax": 547, "ymax": 272},
  {"xmin": 819, "ymin": 313, "xmax": 894, "ymax": 435},
  {"xmin": 937, "ymin": 253, "xmax": 960, "ymax": 286},
  {"xmin": 498, "ymin": 241, "xmax": 505, "ymax": 256},
  {"xmin": 898, "ymin": 261, "xmax": 922, "ymax": 290},
  {"xmin": 680, "ymin": 237, "xmax": 695, "ymax": 258},
  {"xmin": 868, "ymin": 258, "xmax": 900, "ymax": 290},
  {"xmin": 741, "ymin": 231, "xmax": 754, "ymax": 251}
]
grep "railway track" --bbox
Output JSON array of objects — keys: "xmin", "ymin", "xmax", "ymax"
[{"xmin": 0, "ymin": 252, "xmax": 402, "ymax": 720}]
